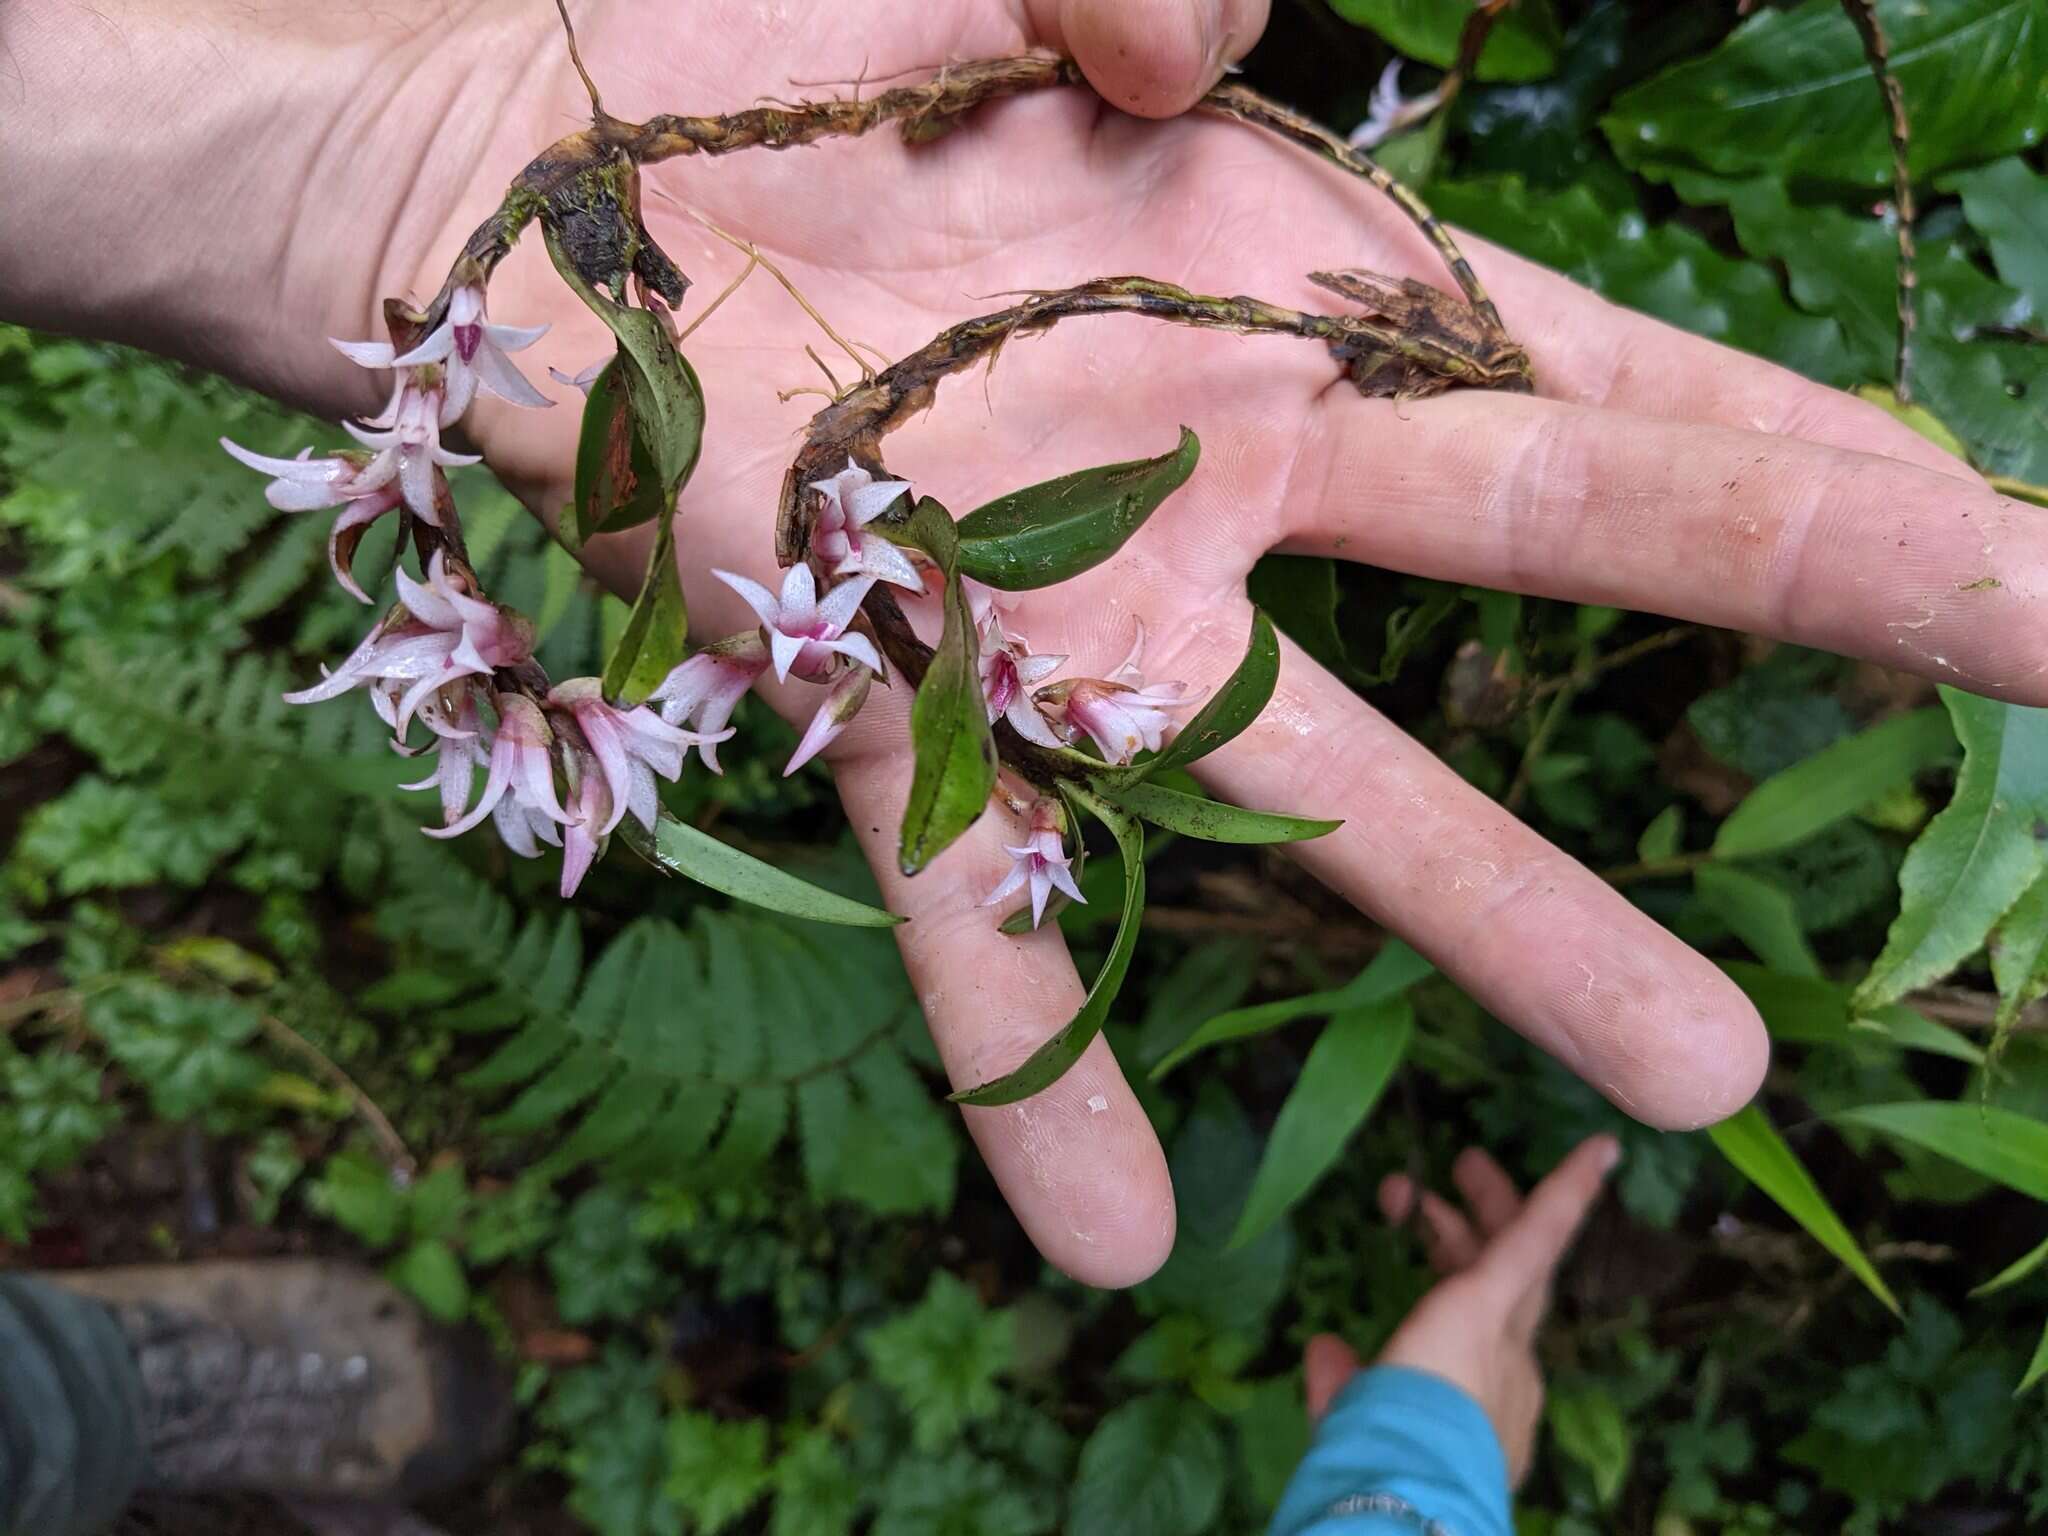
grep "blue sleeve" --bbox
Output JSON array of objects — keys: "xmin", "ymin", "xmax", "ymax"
[{"xmin": 1266, "ymin": 1365, "xmax": 1512, "ymax": 1536}]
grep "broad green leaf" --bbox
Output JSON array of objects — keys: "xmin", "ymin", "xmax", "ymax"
[
  {"xmin": 387, "ymin": 1238, "xmax": 469, "ymax": 1324},
  {"xmin": 1603, "ymin": 0, "xmax": 2048, "ymax": 189},
  {"xmin": 1708, "ymin": 1105, "xmax": 1899, "ymax": 1314},
  {"xmin": 1426, "ymin": 176, "xmax": 1850, "ymax": 384},
  {"xmin": 566, "ymin": 358, "xmax": 664, "ymax": 551},
  {"xmin": 953, "ymin": 791, "xmax": 1143, "ymax": 1105},
  {"xmin": 1329, "ymin": 0, "xmax": 1564, "ymax": 84},
  {"xmin": 2020, "ymin": 1320, "xmax": 2048, "ymax": 1397},
  {"xmin": 1068, "ymin": 1394, "xmax": 1224, "ymax": 1536},
  {"xmin": 1945, "ymin": 158, "xmax": 2048, "ymax": 313},
  {"xmin": 1909, "ymin": 239, "xmax": 2048, "ymax": 485},
  {"xmin": 601, "ymin": 514, "xmax": 687, "ymax": 706},
  {"xmin": 900, "ymin": 513, "xmax": 997, "ymax": 875},
  {"xmin": 1856, "ymin": 691, "xmax": 2048, "ymax": 1010},
  {"xmin": 1695, "ymin": 864, "xmax": 1819, "ymax": 977},
  {"xmin": 1832, "ymin": 1102, "xmax": 2048, "ymax": 1204},
  {"xmin": 954, "ymin": 427, "xmax": 1197, "ymax": 590},
  {"xmin": 1138, "ymin": 610, "xmax": 1280, "ymax": 779},
  {"xmin": 1246, "ymin": 556, "xmax": 1356, "ymax": 683},
  {"xmin": 1152, "ymin": 940, "xmax": 1433, "ymax": 1080},
  {"xmin": 1227, "ymin": 997, "xmax": 1413, "ymax": 1248},
  {"xmin": 1637, "ymin": 804, "xmax": 1683, "ymax": 863},
  {"xmin": 624, "ymin": 814, "xmax": 903, "ymax": 927},
  {"xmin": 545, "ymin": 225, "xmax": 705, "ymax": 513},
  {"xmin": 1107, "ymin": 780, "xmax": 1339, "ymax": 844},
  {"xmin": 1991, "ymin": 874, "xmax": 2048, "ymax": 1050},
  {"xmin": 1715, "ymin": 708, "xmax": 1955, "ymax": 859},
  {"xmin": 1547, "ymin": 1386, "xmax": 1632, "ymax": 1507},
  {"xmin": 1721, "ymin": 962, "xmax": 1983, "ymax": 1065},
  {"xmin": 1972, "ymin": 1233, "xmax": 2048, "ymax": 1298}
]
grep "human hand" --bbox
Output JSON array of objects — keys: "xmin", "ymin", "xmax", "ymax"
[
  {"xmin": 1302, "ymin": 1135, "xmax": 1619, "ymax": 1485},
  {"xmin": 10, "ymin": 0, "xmax": 2044, "ymax": 1290}
]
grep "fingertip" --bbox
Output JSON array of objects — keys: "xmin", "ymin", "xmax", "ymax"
[
  {"xmin": 1057, "ymin": 0, "xmax": 1266, "ymax": 118},
  {"xmin": 1378, "ymin": 1172, "xmax": 1415, "ymax": 1225},
  {"xmin": 1303, "ymin": 1332, "xmax": 1362, "ymax": 1421}
]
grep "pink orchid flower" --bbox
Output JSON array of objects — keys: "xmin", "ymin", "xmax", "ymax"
[
  {"xmin": 547, "ymin": 677, "xmax": 727, "ymax": 835},
  {"xmin": 806, "ymin": 460, "xmax": 921, "ymax": 590},
  {"xmin": 784, "ymin": 664, "xmax": 872, "ymax": 778},
  {"xmin": 713, "ymin": 565, "xmax": 881, "ymax": 684},
  {"xmin": 1033, "ymin": 621, "xmax": 1200, "ymax": 767},
  {"xmin": 426, "ymin": 693, "xmax": 570, "ymax": 841},
  {"xmin": 648, "ymin": 632, "xmax": 771, "ymax": 774},
  {"xmin": 218, "ymin": 440, "xmax": 405, "ymax": 602},
  {"xmin": 982, "ymin": 800, "xmax": 1087, "ymax": 930}
]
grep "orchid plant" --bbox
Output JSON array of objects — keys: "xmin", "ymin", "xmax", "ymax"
[{"xmin": 218, "ymin": 9, "xmax": 1529, "ymax": 1104}]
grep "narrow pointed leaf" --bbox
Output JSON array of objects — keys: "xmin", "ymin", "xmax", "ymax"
[
  {"xmin": 2019, "ymin": 1320, "xmax": 2048, "ymax": 1397},
  {"xmin": 1713, "ymin": 708, "xmax": 1955, "ymax": 859},
  {"xmin": 954, "ymin": 427, "xmax": 1198, "ymax": 590},
  {"xmin": 1695, "ymin": 864, "xmax": 1819, "ymax": 977},
  {"xmin": 1708, "ymin": 1105, "xmax": 1899, "ymax": 1315},
  {"xmin": 1107, "ymin": 780, "xmax": 1339, "ymax": 844},
  {"xmin": 1137, "ymin": 610, "xmax": 1281, "ymax": 780},
  {"xmin": 1831, "ymin": 1101, "xmax": 2048, "ymax": 1203},
  {"xmin": 1227, "ymin": 997, "xmax": 1413, "ymax": 1249},
  {"xmin": 1856, "ymin": 692, "xmax": 2048, "ymax": 1010},
  {"xmin": 622, "ymin": 814, "xmax": 902, "ymax": 928},
  {"xmin": 1721, "ymin": 962, "xmax": 1983, "ymax": 1065},
  {"xmin": 1990, "ymin": 873, "xmax": 2048, "ymax": 1051},
  {"xmin": 601, "ymin": 515, "xmax": 687, "ymax": 706},
  {"xmin": 1972, "ymin": 1233, "xmax": 2048, "ymax": 1298},
  {"xmin": 900, "ymin": 500, "xmax": 997, "ymax": 875},
  {"xmin": 1152, "ymin": 941, "xmax": 1433, "ymax": 1080},
  {"xmin": 953, "ymin": 792, "xmax": 1143, "ymax": 1105}
]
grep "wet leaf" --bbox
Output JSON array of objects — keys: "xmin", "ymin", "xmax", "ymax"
[
  {"xmin": 1107, "ymin": 780, "xmax": 1339, "ymax": 844},
  {"xmin": 1603, "ymin": 0, "xmax": 2048, "ymax": 189},
  {"xmin": 1708, "ymin": 1105, "xmax": 1899, "ymax": 1315},
  {"xmin": 623, "ymin": 814, "xmax": 902, "ymax": 928},
  {"xmin": 954, "ymin": 427, "xmax": 1198, "ymax": 591},
  {"xmin": 1227, "ymin": 997, "xmax": 1412, "ymax": 1248},
  {"xmin": 953, "ymin": 791, "xmax": 1143, "ymax": 1106},
  {"xmin": 1330, "ymin": 0, "xmax": 1564, "ymax": 83},
  {"xmin": 1856, "ymin": 691, "xmax": 2048, "ymax": 1011},
  {"xmin": 1138, "ymin": 610, "xmax": 1280, "ymax": 780}
]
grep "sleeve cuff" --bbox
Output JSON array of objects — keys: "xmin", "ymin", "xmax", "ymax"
[{"xmin": 1266, "ymin": 1365, "xmax": 1512, "ymax": 1536}]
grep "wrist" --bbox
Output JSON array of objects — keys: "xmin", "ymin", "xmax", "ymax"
[{"xmin": 0, "ymin": 1, "xmax": 552, "ymax": 418}]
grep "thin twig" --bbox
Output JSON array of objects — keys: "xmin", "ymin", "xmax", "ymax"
[
  {"xmin": 1527, "ymin": 625, "xmax": 1698, "ymax": 700},
  {"xmin": 551, "ymin": 0, "xmax": 605, "ymax": 118},
  {"xmin": 1839, "ymin": 0, "xmax": 1916, "ymax": 401},
  {"xmin": 677, "ymin": 204, "xmax": 879, "ymax": 383},
  {"xmin": 1902, "ymin": 985, "xmax": 2048, "ymax": 1036},
  {"xmin": 1503, "ymin": 683, "xmax": 1572, "ymax": 814},
  {"xmin": 674, "ymin": 250, "xmax": 759, "ymax": 343},
  {"xmin": 1599, "ymin": 851, "xmax": 1714, "ymax": 889},
  {"xmin": 256, "ymin": 1013, "xmax": 416, "ymax": 1178}
]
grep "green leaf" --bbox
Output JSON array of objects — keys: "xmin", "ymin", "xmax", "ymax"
[
  {"xmin": 1068, "ymin": 1395, "xmax": 1224, "ymax": 1536},
  {"xmin": 952, "ymin": 791, "xmax": 1143, "ymax": 1105},
  {"xmin": 1227, "ymin": 997, "xmax": 1413, "ymax": 1248},
  {"xmin": 1547, "ymin": 1386, "xmax": 1632, "ymax": 1507},
  {"xmin": 862, "ymin": 1272, "xmax": 1014, "ymax": 1453},
  {"xmin": 623, "ymin": 814, "xmax": 902, "ymax": 927},
  {"xmin": 387, "ymin": 1239, "xmax": 469, "ymax": 1324},
  {"xmin": 2018, "ymin": 1319, "xmax": 2048, "ymax": 1397},
  {"xmin": 1945, "ymin": 157, "xmax": 2048, "ymax": 314},
  {"xmin": 1708, "ymin": 1105, "xmax": 1900, "ymax": 1315},
  {"xmin": 1637, "ymin": 804, "xmax": 1683, "ymax": 864},
  {"xmin": 1151, "ymin": 940, "xmax": 1434, "ymax": 1080},
  {"xmin": 545, "ymin": 226, "xmax": 705, "ymax": 516},
  {"xmin": 1991, "ymin": 873, "xmax": 2048, "ymax": 1051},
  {"xmin": 600, "ymin": 514, "xmax": 686, "ymax": 706},
  {"xmin": 1137, "ymin": 609, "xmax": 1280, "ymax": 779},
  {"xmin": 1723, "ymin": 962, "xmax": 1984, "ymax": 1065},
  {"xmin": 1106, "ymin": 779, "xmax": 1339, "ymax": 844},
  {"xmin": 1832, "ymin": 1102, "xmax": 2048, "ymax": 1204},
  {"xmin": 1695, "ymin": 864, "xmax": 1820, "ymax": 977},
  {"xmin": 665, "ymin": 1411, "xmax": 772, "ymax": 1536},
  {"xmin": 1715, "ymin": 708, "xmax": 1955, "ymax": 859},
  {"xmin": 1426, "ymin": 175, "xmax": 1852, "ymax": 384},
  {"xmin": 1856, "ymin": 692, "xmax": 2048, "ymax": 1010},
  {"xmin": 953, "ymin": 427, "xmax": 1197, "ymax": 590},
  {"xmin": 1329, "ymin": 0, "xmax": 1564, "ymax": 84},
  {"xmin": 901, "ymin": 568, "xmax": 998, "ymax": 877},
  {"xmin": 567, "ymin": 358, "xmax": 665, "ymax": 551},
  {"xmin": 1603, "ymin": 0, "xmax": 2048, "ymax": 189},
  {"xmin": 1972, "ymin": 1233, "xmax": 2048, "ymax": 1298}
]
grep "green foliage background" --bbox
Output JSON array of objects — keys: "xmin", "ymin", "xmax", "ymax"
[{"xmin": 4, "ymin": 3, "xmax": 2048, "ymax": 1533}]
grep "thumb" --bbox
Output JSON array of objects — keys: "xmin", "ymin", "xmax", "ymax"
[
  {"xmin": 1029, "ymin": 0, "xmax": 1272, "ymax": 118},
  {"xmin": 1302, "ymin": 1332, "xmax": 1362, "ymax": 1422}
]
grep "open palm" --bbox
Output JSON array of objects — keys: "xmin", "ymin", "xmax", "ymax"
[{"xmin": 356, "ymin": 0, "xmax": 2047, "ymax": 1285}]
